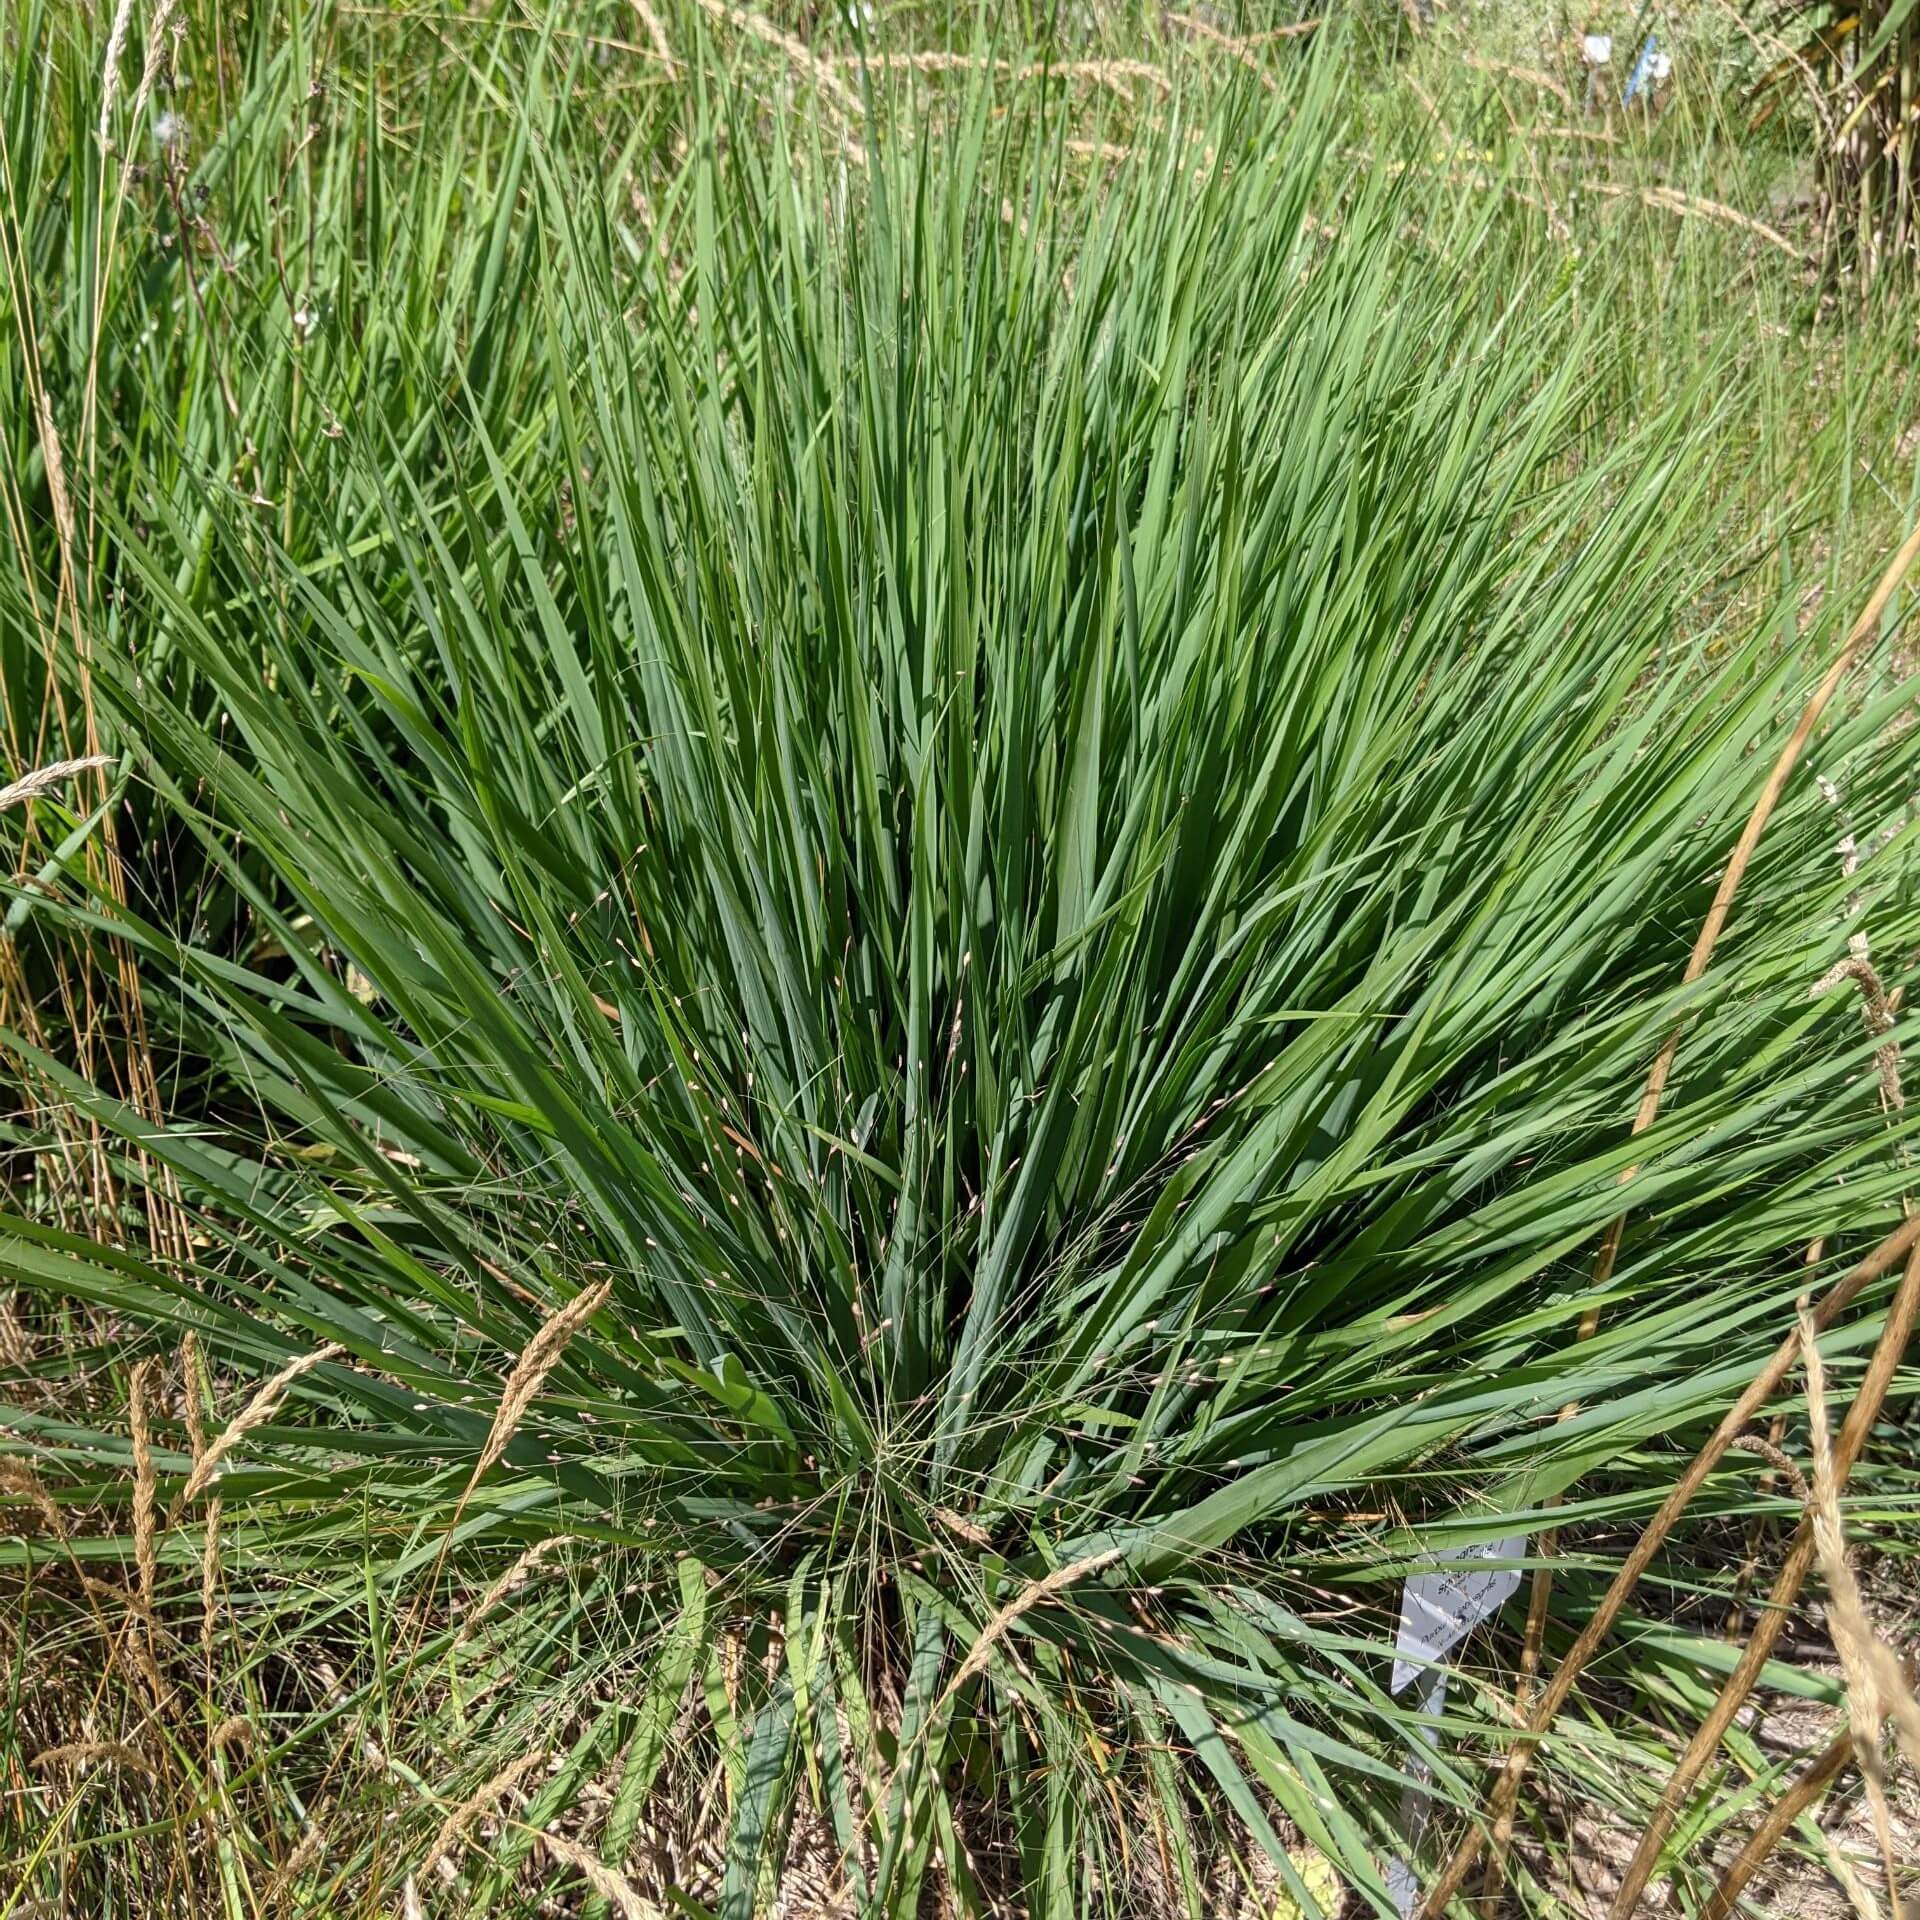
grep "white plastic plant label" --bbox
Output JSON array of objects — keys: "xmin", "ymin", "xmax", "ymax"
[
  {"xmin": 1389, "ymin": 1536, "xmax": 1527, "ymax": 1694},
  {"xmin": 1384, "ymin": 1537, "xmax": 1527, "ymax": 1915}
]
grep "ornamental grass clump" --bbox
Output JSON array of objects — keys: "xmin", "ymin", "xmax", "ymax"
[{"xmin": 4, "ymin": 47, "xmax": 1920, "ymax": 1919}]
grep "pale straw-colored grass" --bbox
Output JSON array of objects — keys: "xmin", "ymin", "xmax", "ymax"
[
  {"xmin": 0, "ymin": 755, "xmax": 111, "ymax": 810},
  {"xmin": 176, "ymin": 1343, "xmax": 344, "ymax": 1509},
  {"xmin": 420, "ymin": 1748, "xmax": 547, "ymax": 1876},
  {"xmin": 464, "ymin": 1282, "xmax": 611, "ymax": 1498},
  {"xmin": 538, "ymin": 1830, "xmax": 666, "ymax": 1918},
  {"xmin": 1801, "ymin": 1308, "xmax": 1920, "ymax": 1910}
]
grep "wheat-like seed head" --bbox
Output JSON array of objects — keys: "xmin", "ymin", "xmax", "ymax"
[
  {"xmin": 129, "ymin": 1358, "xmax": 160, "ymax": 1614},
  {"xmin": 464, "ymin": 1282, "xmax": 611, "ymax": 1498},
  {"xmin": 0, "ymin": 1457, "xmax": 68, "ymax": 1538},
  {"xmin": 0, "ymin": 756, "xmax": 112, "ymax": 810},
  {"xmin": 178, "ymin": 1344, "xmax": 344, "ymax": 1508},
  {"xmin": 456, "ymin": 1535, "xmax": 572, "ymax": 1644},
  {"xmin": 420, "ymin": 1747, "xmax": 546, "ymax": 1876},
  {"xmin": 538, "ymin": 1830, "xmax": 666, "ymax": 1918}
]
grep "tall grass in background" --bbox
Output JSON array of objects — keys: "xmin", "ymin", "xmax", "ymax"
[{"xmin": 4, "ymin": 4, "xmax": 1920, "ymax": 1916}]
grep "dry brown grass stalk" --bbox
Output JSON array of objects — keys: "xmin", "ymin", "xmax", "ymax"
[
  {"xmin": 1584, "ymin": 179, "xmax": 1810, "ymax": 259},
  {"xmin": 830, "ymin": 48, "xmax": 1174, "ymax": 97},
  {"xmin": 123, "ymin": 0, "xmax": 184, "ymax": 148},
  {"xmin": 181, "ymin": 1331, "xmax": 224, "ymax": 1657},
  {"xmin": 1461, "ymin": 54, "xmax": 1573, "ymax": 105},
  {"xmin": 1802, "ymin": 1310, "xmax": 1920, "ymax": 1916},
  {"xmin": 129, "ymin": 1358, "xmax": 159, "ymax": 1615},
  {"xmin": 1243, "ymin": 19, "xmax": 1323, "ymax": 41},
  {"xmin": 1459, "ymin": 515, "xmax": 1920, "ymax": 1915},
  {"xmin": 1163, "ymin": 12, "xmax": 1276, "ymax": 90},
  {"xmin": 391, "ymin": 1284, "xmax": 608, "ymax": 1674},
  {"xmin": 1419, "ymin": 1206, "xmax": 1920, "ymax": 1919},
  {"xmin": 95, "ymin": 0, "xmax": 138, "ymax": 149},
  {"xmin": 1702, "ymin": 1723, "xmax": 1856, "ymax": 1920},
  {"xmin": 126, "ymin": 1355, "xmax": 174, "ymax": 1707},
  {"xmin": 1603, "ymin": 1230, "xmax": 1920, "ymax": 1919}
]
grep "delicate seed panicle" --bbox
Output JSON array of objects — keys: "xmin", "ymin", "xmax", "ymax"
[
  {"xmin": 0, "ymin": 755, "xmax": 111, "ymax": 810},
  {"xmin": 538, "ymin": 1830, "xmax": 664, "ymax": 1918},
  {"xmin": 127, "ymin": 1359, "xmax": 172, "ymax": 1707},
  {"xmin": 421, "ymin": 1748, "xmax": 545, "ymax": 1875},
  {"xmin": 630, "ymin": 0, "xmax": 674, "ymax": 65},
  {"xmin": 465, "ymin": 1282, "xmax": 611, "ymax": 1498},
  {"xmin": 179, "ymin": 1344, "xmax": 344, "ymax": 1507},
  {"xmin": 96, "ymin": 0, "xmax": 137, "ymax": 148}
]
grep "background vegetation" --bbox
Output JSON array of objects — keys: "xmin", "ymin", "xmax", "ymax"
[{"xmin": 4, "ymin": 3, "xmax": 1919, "ymax": 1918}]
